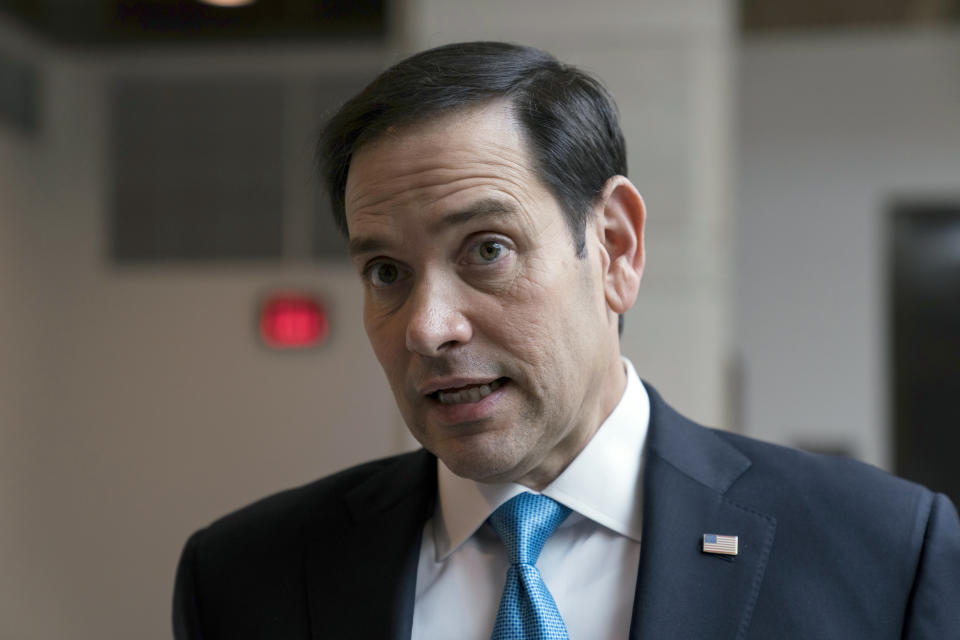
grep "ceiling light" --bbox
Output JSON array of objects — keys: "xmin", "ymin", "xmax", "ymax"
[{"xmin": 198, "ymin": 0, "xmax": 257, "ymax": 7}]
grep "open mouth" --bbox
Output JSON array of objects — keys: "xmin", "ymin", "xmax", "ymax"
[{"xmin": 429, "ymin": 378, "xmax": 508, "ymax": 405}]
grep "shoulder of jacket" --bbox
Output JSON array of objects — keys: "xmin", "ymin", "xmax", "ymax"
[
  {"xmin": 192, "ymin": 449, "xmax": 430, "ymax": 548},
  {"xmin": 709, "ymin": 427, "xmax": 933, "ymax": 524}
]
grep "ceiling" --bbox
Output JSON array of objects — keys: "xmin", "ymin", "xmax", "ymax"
[
  {"xmin": 0, "ymin": 0, "xmax": 956, "ymax": 49},
  {"xmin": 742, "ymin": 0, "xmax": 959, "ymax": 32},
  {"xmin": 0, "ymin": 0, "xmax": 385, "ymax": 48}
]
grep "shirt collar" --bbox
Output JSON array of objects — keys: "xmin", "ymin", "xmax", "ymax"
[{"xmin": 434, "ymin": 357, "xmax": 650, "ymax": 560}]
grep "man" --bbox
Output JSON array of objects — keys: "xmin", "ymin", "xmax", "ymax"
[{"xmin": 173, "ymin": 42, "xmax": 960, "ymax": 639}]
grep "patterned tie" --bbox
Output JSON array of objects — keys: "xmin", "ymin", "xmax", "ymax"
[{"xmin": 488, "ymin": 492, "xmax": 572, "ymax": 640}]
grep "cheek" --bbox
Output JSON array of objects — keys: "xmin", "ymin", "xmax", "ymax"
[
  {"xmin": 508, "ymin": 261, "xmax": 601, "ymax": 373},
  {"xmin": 483, "ymin": 283, "xmax": 567, "ymax": 373},
  {"xmin": 364, "ymin": 309, "xmax": 404, "ymax": 377},
  {"xmin": 503, "ymin": 262, "xmax": 582, "ymax": 341}
]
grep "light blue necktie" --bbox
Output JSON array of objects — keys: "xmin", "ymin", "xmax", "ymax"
[{"xmin": 488, "ymin": 492, "xmax": 572, "ymax": 640}]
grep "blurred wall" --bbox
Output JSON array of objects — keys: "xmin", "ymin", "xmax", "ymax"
[
  {"xmin": 0, "ymin": 24, "xmax": 41, "ymax": 632},
  {"xmin": 0, "ymin": 22, "xmax": 403, "ymax": 639},
  {"xmin": 0, "ymin": 1, "xmax": 733, "ymax": 638},
  {"xmin": 736, "ymin": 29, "xmax": 960, "ymax": 468}
]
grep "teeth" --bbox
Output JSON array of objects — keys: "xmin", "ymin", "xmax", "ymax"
[{"xmin": 437, "ymin": 379, "xmax": 503, "ymax": 404}]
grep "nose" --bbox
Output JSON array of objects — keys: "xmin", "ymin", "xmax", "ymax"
[{"xmin": 404, "ymin": 276, "xmax": 472, "ymax": 356}]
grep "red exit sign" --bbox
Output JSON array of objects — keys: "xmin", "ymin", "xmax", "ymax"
[{"xmin": 259, "ymin": 293, "xmax": 329, "ymax": 349}]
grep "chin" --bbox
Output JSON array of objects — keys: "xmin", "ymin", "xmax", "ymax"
[
  {"xmin": 442, "ymin": 458, "xmax": 516, "ymax": 483},
  {"xmin": 433, "ymin": 433, "xmax": 527, "ymax": 483}
]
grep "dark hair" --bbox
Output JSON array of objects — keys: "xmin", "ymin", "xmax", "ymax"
[{"xmin": 318, "ymin": 41, "xmax": 627, "ymax": 256}]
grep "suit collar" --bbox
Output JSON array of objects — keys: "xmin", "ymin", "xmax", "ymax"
[
  {"xmin": 306, "ymin": 449, "xmax": 436, "ymax": 640},
  {"xmin": 644, "ymin": 382, "xmax": 751, "ymax": 493},
  {"xmin": 343, "ymin": 449, "xmax": 437, "ymax": 523},
  {"xmin": 630, "ymin": 383, "xmax": 777, "ymax": 639}
]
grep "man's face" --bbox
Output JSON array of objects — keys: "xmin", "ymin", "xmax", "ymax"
[{"xmin": 344, "ymin": 102, "xmax": 625, "ymax": 488}]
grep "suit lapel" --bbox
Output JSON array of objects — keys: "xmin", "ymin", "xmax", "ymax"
[
  {"xmin": 305, "ymin": 449, "xmax": 435, "ymax": 640},
  {"xmin": 629, "ymin": 386, "xmax": 777, "ymax": 640}
]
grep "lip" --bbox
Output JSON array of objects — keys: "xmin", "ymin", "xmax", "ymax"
[
  {"xmin": 422, "ymin": 378, "xmax": 510, "ymax": 425},
  {"xmin": 418, "ymin": 376, "xmax": 503, "ymax": 397}
]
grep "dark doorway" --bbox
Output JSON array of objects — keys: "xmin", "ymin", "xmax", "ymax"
[{"xmin": 890, "ymin": 202, "xmax": 960, "ymax": 506}]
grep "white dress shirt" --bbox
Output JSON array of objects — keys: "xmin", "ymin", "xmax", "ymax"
[{"xmin": 411, "ymin": 358, "xmax": 650, "ymax": 639}]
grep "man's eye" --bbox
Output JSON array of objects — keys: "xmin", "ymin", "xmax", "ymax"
[
  {"xmin": 476, "ymin": 241, "xmax": 504, "ymax": 262},
  {"xmin": 369, "ymin": 262, "xmax": 401, "ymax": 287}
]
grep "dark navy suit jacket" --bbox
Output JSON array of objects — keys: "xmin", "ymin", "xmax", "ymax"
[{"xmin": 173, "ymin": 386, "xmax": 960, "ymax": 639}]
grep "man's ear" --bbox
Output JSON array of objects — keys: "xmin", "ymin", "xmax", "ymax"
[{"xmin": 597, "ymin": 176, "xmax": 645, "ymax": 314}]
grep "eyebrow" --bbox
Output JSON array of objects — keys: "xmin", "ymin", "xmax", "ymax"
[{"xmin": 348, "ymin": 198, "xmax": 519, "ymax": 257}]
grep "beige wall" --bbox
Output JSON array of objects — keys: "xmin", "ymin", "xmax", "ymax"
[
  {"xmin": 0, "ymin": 79, "xmax": 32, "ymax": 640},
  {"xmin": 736, "ymin": 29, "xmax": 960, "ymax": 468},
  {"xmin": 0, "ymin": 29, "xmax": 402, "ymax": 639},
  {"xmin": 1, "ymin": 21, "xmax": 43, "ymax": 634}
]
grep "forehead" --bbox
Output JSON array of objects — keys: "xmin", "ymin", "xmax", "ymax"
[{"xmin": 343, "ymin": 102, "xmax": 549, "ymax": 234}]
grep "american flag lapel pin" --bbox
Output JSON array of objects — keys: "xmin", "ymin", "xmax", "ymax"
[{"xmin": 702, "ymin": 533, "xmax": 739, "ymax": 556}]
